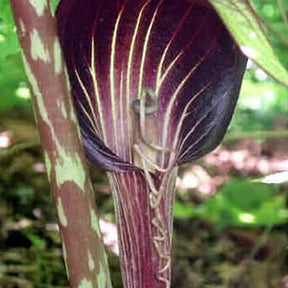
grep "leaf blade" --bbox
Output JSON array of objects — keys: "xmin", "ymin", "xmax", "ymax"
[{"xmin": 208, "ymin": 0, "xmax": 288, "ymax": 87}]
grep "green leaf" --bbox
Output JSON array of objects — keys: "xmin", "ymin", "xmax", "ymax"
[
  {"xmin": 51, "ymin": 0, "xmax": 60, "ymax": 12},
  {"xmin": 0, "ymin": 0, "xmax": 20, "ymax": 61},
  {"xmin": 254, "ymin": 196, "xmax": 288, "ymax": 225},
  {"xmin": 175, "ymin": 179, "xmax": 288, "ymax": 228},
  {"xmin": 220, "ymin": 179, "xmax": 272, "ymax": 212},
  {"xmin": 208, "ymin": 0, "xmax": 288, "ymax": 87},
  {"xmin": 0, "ymin": 54, "xmax": 28, "ymax": 111},
  {"xmin": 174, "ymin": 202, "xmax": 198, "ymax": 219}
]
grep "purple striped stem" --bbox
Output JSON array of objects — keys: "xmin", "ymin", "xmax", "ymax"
[{"xmin": 10, "ymin": 1, "xmax": 112, "ymax": 287}]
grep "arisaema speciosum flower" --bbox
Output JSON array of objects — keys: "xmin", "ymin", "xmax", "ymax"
[{"xmin": 56, "ymin": 0, "xmax": 247, "ymax": 287}]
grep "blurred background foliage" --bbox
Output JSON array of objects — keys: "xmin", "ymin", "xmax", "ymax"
[
  {"xmin": 229, "ymin": 0, "xmax": 288, "ymax": 133},
  {"xmin": 0, "ymin": 0, "xmax": 287, "ymax": 288}
]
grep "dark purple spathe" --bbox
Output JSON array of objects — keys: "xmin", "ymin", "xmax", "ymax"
[{"xmin": 56, "ymin": 0, "xmax": 247, "ymax": 172}]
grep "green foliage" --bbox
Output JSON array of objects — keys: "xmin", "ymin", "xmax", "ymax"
[
  {"xmin": 229, "ymin": 0, "xmax": 288, "ymax": 133},
  {"xmin": 175, "ymin": 180, "xmax": 288, "ymax": 228},
  {"xmin": 230, "ymin": 69, "xmax": 288, "ymax": 132},
  {"xmin": 208, "ymin": 0, "xmax": 288, "ymax": 86},
  {"xmin": 51, "ymin": 0, "xmax": 60, "ymax": 11},
  {"xmin": 0, "ymin": 1, "xmax": 28, "ymax": 111},
  {"xmin": 0, "ymin": 0, "xmax": 20, "ymax": 61},
  {"xmin": 250, "ymin": 0, "xmax": 288, "ymax": 70},
  {"xmin": 0, "ymin": 0, "xmax": 60, "ymax": 112}
]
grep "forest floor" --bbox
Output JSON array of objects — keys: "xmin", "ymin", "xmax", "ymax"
[{"xmin": 0, "ymin": 111, "xmax": 287, "ymax": 288}]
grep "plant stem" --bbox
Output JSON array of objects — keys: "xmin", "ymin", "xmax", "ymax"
[
  {"xmin": 108, "ymin": 167, "xmax": 178, "ymax": 288},
  {"xmin": 9, "ymin": 1, "xmax": 112, "ymax": 287}
]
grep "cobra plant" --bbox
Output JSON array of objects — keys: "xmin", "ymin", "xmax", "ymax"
[
  {"xmin": 9, "ymin": 0, "xmax": 288, "ymax": 286},
  {"xmin": 56, "ymin": 0, "xmax": 247, "ymax": 287}
]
